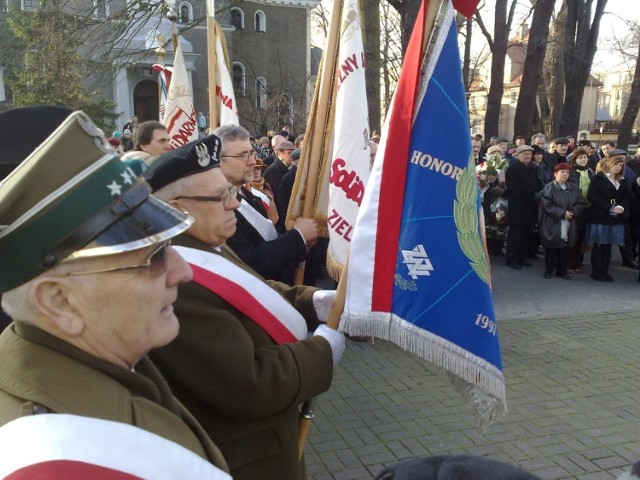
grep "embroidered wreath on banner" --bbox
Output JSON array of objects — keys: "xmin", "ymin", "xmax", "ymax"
[{"xmin": 453, "ymin": 154, "xmax": 490, "ymax": 285}]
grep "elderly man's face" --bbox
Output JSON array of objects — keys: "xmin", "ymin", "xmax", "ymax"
[
  {"xmin": 278, "ymin": 148, "xmax": 293, "ymax": 166},
  {"xmin": 556, "ymin": 143, "xmax": 568, "ymax": 155},
  {"xmin": 63, "ymin": 243, "xmax": 192, "ymax": 368},
  {"xmin": 533, "ymin": 137, "xmax": 545, "ymax": 148},
  {"xmin": 517, "ymin": 151, "xmax": 533, "ymax": 165},
  {"xmin": 174, "ymin": 168, "xmax": 240, "ymax": 247},
  {"xmin": 220, "ymin": 138, "xmax": 257, "ymax": 186},
  {"xmin": 471, "ymin": 141, "xmax": 481, "ymax": 156}
]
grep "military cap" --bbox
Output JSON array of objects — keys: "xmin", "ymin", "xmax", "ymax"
[
  {"xmin": 607, "ymin": 149, "xmax": 627, "ymax": 157},
  {"xmin": 0, "ymin": 105, "xmax": 73, "ymax": 180},
  {"xmin": 142, "ymin": 135, "xmax": 221, "ymax": 192},
  {"xmin": 0, "ymin": 110, "xmax": 193, "ymax": 293},
  {"xmin": 553, "ymin": 137, "xmax": 569, "ymax": 145}
]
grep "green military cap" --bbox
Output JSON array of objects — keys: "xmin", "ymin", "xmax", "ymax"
[{"xmin": 0, "ymin": 110, "xmax": 193, "ymax": 293}]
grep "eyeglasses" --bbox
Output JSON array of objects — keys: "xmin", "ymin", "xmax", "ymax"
[
  {"xmin": 174, "ymin": 186, "xmax": 239, "ymax": 209},
  {"xmin": 221, "ymin": 150, "xmax": 257, "ymax": 162},
  {"xmin": 63, "ymin": 241, "xmax": 171, "ymax": 278}
]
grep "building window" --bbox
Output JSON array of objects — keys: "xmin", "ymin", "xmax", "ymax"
[
  {"xmin": 254, "ymin": 10, "xmax": 266, "ymax": 32},
  {"xmin": 256, "ymin": 77, "xmax": 267, "ymax": 109},
  {"xmin": 230, "ymin": 8, "xmax": 244, "ymax": 29},
  {"xmin": 509, "ymin": 91, "xmax": 516, "ymax": 104},
  {"xmin": 93, "ymin": 0, "xmax": 109, "ymax": 17},
  {"xmin": 232, "ymin": 62, "xmax": 245, "ymax": 96},
  {"xmin": 179, "ymin": 2, "xmax": 192, "ymax": 23},
  {"xmin": 22, "ymin": 0, "xmax": 38, "ymax": 11}
]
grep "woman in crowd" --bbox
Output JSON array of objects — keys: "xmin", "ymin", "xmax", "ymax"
[
  {"xmin": 539, "ymin": 162, "xmax": 587, "ymax": 279},
  {"xmin": 585, "ymin": 151, "xmax": 630, "ymax": 281},
  {"xmin": 477, "ymin": 145, "xmax": 508, "ymax": 256},
  {"xmin": 566, "ymin": 147, "xmax": 595, "ymax": 273}
]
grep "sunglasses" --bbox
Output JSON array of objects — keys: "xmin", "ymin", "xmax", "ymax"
[
  {"xmin": 174, "ymin": 186, "xmax": 239, "ymax": 209},
  {"xmin": 63, "ymin": 241, "xmax": 171, "ymax": 278}
]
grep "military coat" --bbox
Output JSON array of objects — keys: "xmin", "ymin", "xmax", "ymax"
[{"xmin": 149, "ymin": 234, "xmax": 334, "ymax": 480}]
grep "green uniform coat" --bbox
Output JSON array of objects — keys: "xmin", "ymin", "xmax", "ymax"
[
  {"xmin": 150, "ymin": 234, "xmax": 334, "ymax": 480},
  {"xmin": 0, "ymin": 321, "xmax": 228, "ymax": 471}
]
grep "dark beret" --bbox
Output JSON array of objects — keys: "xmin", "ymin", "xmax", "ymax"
[
  {"xmin": 0, "ymin": 105, "xmax": 73, "ymax": 180},
  {"xmin": 375, "ymin": 455, "xmax": 542, "ymax": 480},
  {"xmin": 143, "ymin": 135, "xmax": 221, "ymax": 191},
  {"xmin": 553, "ymin": 137, "xmax": 569, "ymax": 145}
]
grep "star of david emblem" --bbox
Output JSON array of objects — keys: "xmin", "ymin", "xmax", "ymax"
[{"xmin": 401, "ymin": 244, "xmax": 434, "ymax": 279}]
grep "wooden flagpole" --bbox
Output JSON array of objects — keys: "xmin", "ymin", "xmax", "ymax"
[
  {"xmin": 207, "ymin": 0, "xmax": 219, "ymax": 130},
  {"xmin": 291, "ymin": 0, "xmax": 343, "ymax": 286},
  {"xmin": 296, "ymin": 0, "xmax": 344, "ymax": 457}
]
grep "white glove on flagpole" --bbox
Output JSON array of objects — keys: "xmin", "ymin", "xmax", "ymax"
[
  {"xmin": 312, "ymin": 290, "xmax": 336, "ymax": 323},
  {"xmin": 313, "ymin": 324, "xmax": 345, "ymax": 366}
]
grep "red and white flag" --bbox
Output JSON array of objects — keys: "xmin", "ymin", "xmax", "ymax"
[
  {"xmin": 0, "ymin": 414, "xmax": 231, "ymax": 479},
  {"xmin": 152, "ymin": 64, "xmax": 172, "ymax": 123},
  {"xmin": 326, "ymin": 0, "xmax": 370, "ymax": 279},
  {"xmin": 212, "ymin": 20, "xmax": 239, "ymax": 127},
  {"xmin": 164, "ymin": 41, "xmax": 199, "ymax": 149}
]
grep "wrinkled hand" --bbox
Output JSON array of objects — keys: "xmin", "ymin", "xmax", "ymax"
[
  {"xmin": 313, "ymin": 325, "xmax": 345, "ymax": 366},
  {"xmin": 294, "ymin": 217, "xmax": 319, "ymax": 246}
]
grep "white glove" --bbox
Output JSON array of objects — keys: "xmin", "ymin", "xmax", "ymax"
[
  {"xmin": 313, "ymin": 324, "xmax": 345, "ymax": 366},
  {"xmin": 312, "ymin": 290, "xmax": 336, "ymax": 323}
]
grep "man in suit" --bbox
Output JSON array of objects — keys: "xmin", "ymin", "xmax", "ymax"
[
  {"xmin": 505, "ymin": 145, "xmax": 544, "ymax": 269},
  {"xmin": 215, "ymin": 124, "xmax": 318, "ymax": 282},
  {"xmin": 0, "ymin": 109, "xmax": 228, "ymax": 476},
  {"xmin": 144, "ymin": 135, "xmax": 344, "ymax": 480}
]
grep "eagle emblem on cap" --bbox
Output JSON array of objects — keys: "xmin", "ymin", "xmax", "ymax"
[{"xmin": 195, "ymin": 143, "xmax": 210, "ymax": 167}]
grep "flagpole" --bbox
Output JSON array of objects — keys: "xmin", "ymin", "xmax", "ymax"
[
  {"xmin": 300, "ymin": 0, "xmax": 342, "ymax": 219},
  {"xmin": 290, "ymin": 0, "xmax": 343, "ymax": 286},
  {"xmin": 295, "ymin": 0, "xmax": 344, "ymax": 457},
  {"xmin": 207, "ymin": 0, "xmax": 219, "ymax": 130}
]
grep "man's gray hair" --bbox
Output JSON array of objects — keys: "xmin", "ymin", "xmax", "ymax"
[
  {"xmin": 1, "ymin": 260, "xmax": 92, "ymax": 323},
  {"xmin": 213, "ymin": 125, "xmax": 250, "ymax": 146},
  {"xmin": 154, "ymin": 174, "xmax": 199, "ymax": 203}
]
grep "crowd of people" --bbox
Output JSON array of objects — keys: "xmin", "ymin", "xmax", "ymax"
[
  {"xmin": 0, "ymin": 107, "xmax": 343, "ymax": 479},
  {"xmin": 1, "ymin": 105, "xmax": 640, "ymax": 478},
  {"xmin": 475, "ymin": 133, "xmax": 640, "ymax": 282}
]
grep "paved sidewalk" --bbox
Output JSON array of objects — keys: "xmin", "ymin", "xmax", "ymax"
[{"xmin": 305, "ymin": 257, "xmax": 640, "ymax": 479}]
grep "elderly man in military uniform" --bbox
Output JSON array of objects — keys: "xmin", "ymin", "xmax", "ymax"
[
  {"xmin": 0, "ymin": 108, "xmax": 229, "ymax": 477},
  {"xmin": 143, "ymin": 136, "xmax": 345, "ymax": 480}
]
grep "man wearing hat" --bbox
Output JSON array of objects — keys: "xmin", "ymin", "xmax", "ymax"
[
  {"xmin": 0, "ymin": 105, "xmax": 74, "ymax": 333},
  {"xmin": 546, "ymin": 137, "xmax": 569, "ymax": 170},
  {"xmin": 215, "ymin": 125, "xmax": 319, "ymax": 282},
  {"xmin": 505, "ymin": 144, "xmax": 544, "ymax": 270},
  {"xmin": 0, "ymin": 110, "xmax": 229, "ymax": 475},
  {"xmin": 143, "ymin": 136, "xmax": 344, "ymax": 480},
  {"xmin": 264, "ymin": 138, "xmax": 295, "ymax": 194}
]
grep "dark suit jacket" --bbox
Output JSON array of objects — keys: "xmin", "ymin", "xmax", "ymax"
[
  {"xmin": 505, "ymin": 160, "xmax": 544, "ymax": 225},
  {"xmin": 227, "ymin": 187, "xmax": 307, "ymax": 281},
  {"xmin": 263, "ymin": 159, "xmax": 289, "ymax": 194},
  {"xmin": 150, "ymin": 235, "xmax": 333, "ymax": 480}
]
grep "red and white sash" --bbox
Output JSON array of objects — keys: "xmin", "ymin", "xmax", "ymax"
[
  {"xmin": 175, "ymin": 246, "xmax": 308, "ymax": 344},
  {"xmin": 0, "ymin": 414, "xmax": 231, "ymax": 480},
  {"xmin": 237, "ymin": 198, "xmax": 278, "ymax": 241}
]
